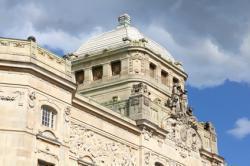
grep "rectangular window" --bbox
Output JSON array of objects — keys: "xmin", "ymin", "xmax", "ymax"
[
  {"xmin": 173, "ymin": 77, "xmax": 179, "ymax": 84},
  {"xmin": 92, "ymin": 66, "xmax": 103, "ymax": 81},
  {"xmin": 149, "ymin": 63, "xmax": 156, "ymax": 78},
  {"xmin": 161, "ymin": 70, "xmax": 168, "ymax": 85},
  {"xmin": 75, "ymin": 70, "xmax": 84, "ymax": 85},
  {"xmin": 42, "ymin": 106, "xmax": 56, "ymax": 128},
  {"xmin": 111, "ymin": 61, "xmax": 121, "ymax": 76}
]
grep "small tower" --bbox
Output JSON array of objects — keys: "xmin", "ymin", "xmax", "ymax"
[{"xmin": 71, "ymin": 14, "xmax": 188, "ymax": 131}]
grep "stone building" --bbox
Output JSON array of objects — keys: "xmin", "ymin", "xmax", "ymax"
[{"xmin": 0, "ymin": 14, "xmax": 224, "ymax": 166}]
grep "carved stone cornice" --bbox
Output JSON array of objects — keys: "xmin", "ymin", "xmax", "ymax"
[
  {"xmin": 136, "ymin": 119, "xmax": 168, "ymax": 139},
  {"xmin": 200, "ymin": 148, "xmax": 224, "ymax": 164},
  {"xmin": 36, "ymin": 130, "xmax": 61, "ymax": 146}
]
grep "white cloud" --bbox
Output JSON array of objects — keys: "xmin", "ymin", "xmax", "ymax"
[
  {"xmin": 2, "ymin": 1, "xmax": 250, "ymax": 88},
  {"xmin": 144, "ymin": 24, "xmax": 250, "ymax": 88},
  {"xmin": 4, "ymin": 22, "xmax": 103, "ymax": 54},
  {"xmin": 0, "ymin": 1, "xmax": 104, "ymax": 54},
  {"xmin": 228, "ymin": 117, "xmax": 250, "ymax": 139}
]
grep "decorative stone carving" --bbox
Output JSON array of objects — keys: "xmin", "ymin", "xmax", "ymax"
[
  {"xmin": 64, "ymin": 106, "xmax": 71, "ymax": 123},
  {"xmin": 37, "ymin": 130, "xmax": 59, "ymax": 142},
  {"xmin": 180, "ymin": 126, "xmax": 188, "ymax": 142},
  {"xmin": 28, "ymin": 91, "xmax": 36, "ymax": 108},
  {"xmin": 161, "ymin": 116, "xmax": 202, "ymax": 158},
  {"xmin": 13, "ymin": 42, "xmax": 25, "ymax": 48},
  {"xmin": 0, "ymin": 95, "xmax": 16, "ymax": 101},
  {"xmin": 144, "ymin": 150, "xmax": 184, "ymax": 166},
  {"xmin": 128, "ymin": 53, "xmax": 147, "ymax": 74},
  {"xmin": 131, "ymin": 82, "xmax": 148, "ymax": 95},
  {"xmin": 153, "ymin": 98, "xmax": 161, "ymax": 105},
  {"xmin": 69, "ymin": 122, "xmax": 137, "ymax": 166},
  {"xmin": 142, "ymin": 127, "xmax": 153, "ymax": 141},
  {"xmin": 36, "ymin": 130, "xmax": 61, "ymax": 149},
  {"xmin": 0, "ymin": 90, "xmax": 24, "ymax": 106}
]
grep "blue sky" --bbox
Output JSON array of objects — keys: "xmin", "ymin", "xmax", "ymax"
[
  {"xmin": 188, "ymin": 81, "xmax": 250, "ymax": 165},
  {"xmin": 1, "ymin": 0, "xmax": 250, "ymax": 165}
]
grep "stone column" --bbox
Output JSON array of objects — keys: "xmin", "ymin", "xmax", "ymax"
[
  {"xmin": 144, "ymin": 59, "xmax": 150, "ymax": 78},
  {"xmin": 168, "ymin": 71, "xmax": 174, "ymax": 91},
  {"xmin": 156, "ymin": 63, "xmax": 161, "ymax": 83},
  {"xmin": 103, "ymin": 63, "xmax": 111, "ymax": 80},
  {"xmin": 121, "ymin": 58, "xmax": 128, "ymax": 75},
  {"xmin": 84, "ymin": 67, "xmax": 93, "ymax": 84}
]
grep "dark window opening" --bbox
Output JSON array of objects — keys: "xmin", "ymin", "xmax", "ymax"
[
  {"xmin": 92, "ymin": 66, "xmax": 103, "ymax": 81},
  {"xmin": 38, "ymin": 160, "xmax": 54, "ymax": 166},
  {"xmin": 111, "ymin": 61, "xmax": 121, "ymax": 76},
  {"xmin": 161, "ymin": 70, "xmax": 168, "ymax": 85},
  {"xmin": 149, "ymin": 63, "xmax": 156, "ymax": 78},
  {"xmin": 155, "ymin": 162, "xmax": 164, "ymax": 166},
  {"xmin": 173, "ymin": 77, "xmax": 179, "ymax": 84},
  {"xmin": 75, "ymin": 70, "xmax": 84, "ymax": 85}
]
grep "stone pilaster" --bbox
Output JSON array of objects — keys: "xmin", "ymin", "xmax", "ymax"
[
  {"xmin": 103, "ymin": 63, "xmax": 111, "ymax": 79},
  {"xmin": 84, "ymin": 68, "xmax": 93, "ymax": 84}
]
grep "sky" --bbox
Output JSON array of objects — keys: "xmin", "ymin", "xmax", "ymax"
[{"xmin": 1, "ymin": 0, "xmax": 250, "ymax": 165}]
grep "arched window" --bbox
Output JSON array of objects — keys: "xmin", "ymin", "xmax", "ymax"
[
  {"xmin": 155, "ymin": 162, "xmax": 164, "ymax": 166},
  {"xmin": 41, "ymin": 105, "xmax": 57, "ymax": 129}
]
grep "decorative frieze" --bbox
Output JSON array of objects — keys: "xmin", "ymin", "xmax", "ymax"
[
  {"xmin": 0, "ymin": 90, "xmax": 24, "ymax": 106},
  {"xmin": 69, "ymin": 122, "xmax": 137, "ymax": 166},
  {"xmin": 144, "ymin": 150, "xmax": 185, "ymax": 166}
]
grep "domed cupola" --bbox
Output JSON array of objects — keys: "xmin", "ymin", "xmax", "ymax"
[
  {"xmin": 74, "ymin": 14, "xmax": 176, "ymax": 63},
  {"xmin": 71, "ymin": 14, "xmax": 188, "ymax": 125}
]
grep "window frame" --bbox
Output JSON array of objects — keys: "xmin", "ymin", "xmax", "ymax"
[
  {"xmin": 92, "ymin": 65, "xmax": 103, "ymax": 81},
  {"xmin": 75, "ymin": 70, "xmax": 84, "ymax": 85},
  {"xmin": 111, "ymin": 60, "xmax": 121, "ymax": 76},
  {"xmin": 41, "ymin": 105, "xmax": 57, "ymax": 129}
]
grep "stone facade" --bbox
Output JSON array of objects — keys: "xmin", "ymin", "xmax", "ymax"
[{"xmin": 0, "ymin": 14, "xmax": 224, "ymax": 166}]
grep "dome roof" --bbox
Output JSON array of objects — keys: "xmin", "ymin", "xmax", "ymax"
[{"xmin": 74, "ymin": 14, "xmax": 175, "ymax": 62}]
